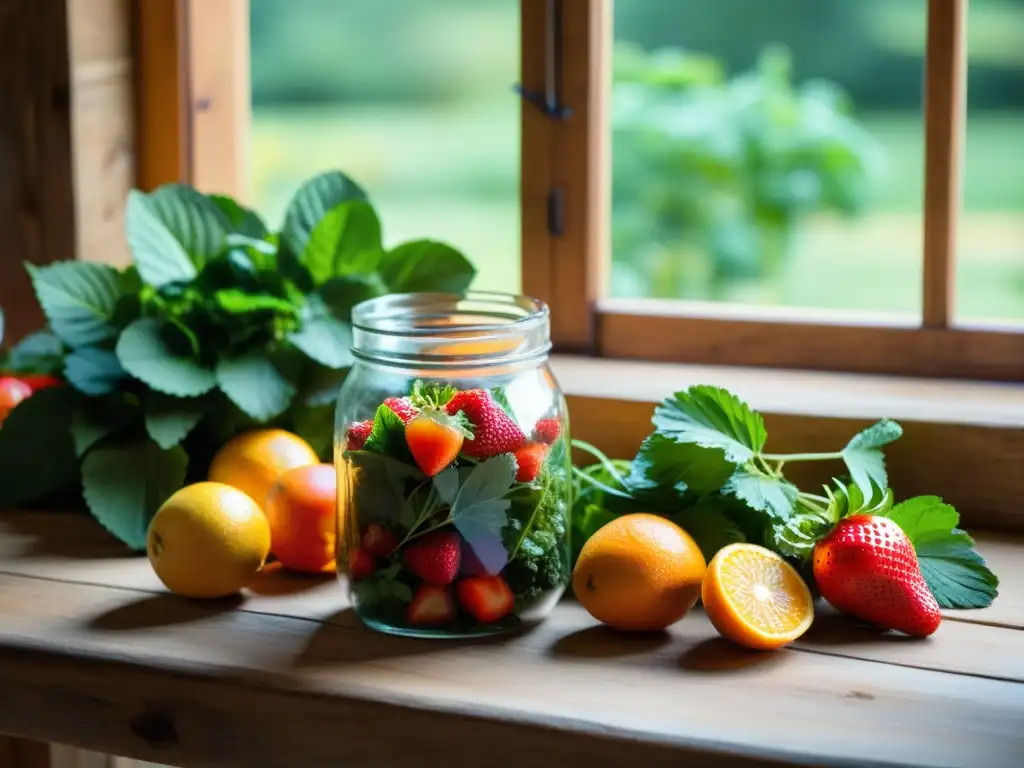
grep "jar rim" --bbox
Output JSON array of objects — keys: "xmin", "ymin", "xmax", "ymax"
[{"xmin": 350, "ymin": 291, "xmax": 552, "ymax": 370}]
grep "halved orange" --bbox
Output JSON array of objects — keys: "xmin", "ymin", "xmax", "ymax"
[{"xmin": 701, "ymin": 543, "xmax": 814, "ymax": 650}]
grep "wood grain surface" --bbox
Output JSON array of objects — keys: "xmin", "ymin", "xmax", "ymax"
[{"xmin": 0, "ymin": 513, "xmax": 1022, "ymax": 767}]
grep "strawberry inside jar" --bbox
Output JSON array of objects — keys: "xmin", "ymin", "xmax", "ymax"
[{"xmin": 335, "ymin": 293, "xmax": 571, "ymax": 638}]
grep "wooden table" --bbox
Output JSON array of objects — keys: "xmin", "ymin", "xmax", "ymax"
[{"xmin": 0, "ymin": 513, "xmax": 1022, "ymax": 768}]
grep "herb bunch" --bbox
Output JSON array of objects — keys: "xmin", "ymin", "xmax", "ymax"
[
  {"xmin": 573, "ymin": 385, "xmax": 999, "ymax": 610},
  {"xmin": 0, "ymin": 171, "xmax": 475, "ymax": 549}
]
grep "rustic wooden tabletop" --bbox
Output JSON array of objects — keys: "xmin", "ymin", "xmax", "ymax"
[{"xmin": 0, "ymin": 512, "xmax": 1021, "ymax": 768}]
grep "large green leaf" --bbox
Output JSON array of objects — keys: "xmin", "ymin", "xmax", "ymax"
[
  {"xmin": 8, "ymin": 330, "xmax": 64, "ymax": 374},
  {"xmin": 125, "ymin": 190, "xmax": 198, "ymax": 287},
  {"xmin": 653, "ymin": 385, "xmax": 766, "ymax": 465},
  {"xmin": 0, "ymin": 387, "xmax": 78, "ymax": 507},
  {"xmin": 451, "ymin": 454, "xmax": 517, "ymax": 545},
  {"xmin": 208, "ymin": 194, "xmax": 269, "ymax": 239},
  {"xmin": 319, "ymin": 274, "xmax": 385, "ymax": 321},
  {"xmin": 303, "ymin": 201, "xmax": 383, "ymax": 284},
  {"xmin": 281, "ymin": 171, "xmax": 368, "ymax": 257},
  {"xmin": 116, "ymin": 318, "xmax": 216, "ymax": 396},
  {"xmin": 722, "ymin": 466, "xmax": 798, "ymax": 521},
  {"xmin": 70, "ymin": 394, "xmax": 139, "ymax": 457},
  {"xmin": 378, "ymin": 240, "xmax": 475, "ymax": 294},
  {"xmin": 630, "ymin": 432, "xmax": 734, "ymax": 497},
  {"xmin": 673, "ymin": 496, "xmax": 747, "ymax": 561},
  {"xmin": 149, "ymin": 184, "xmax": 231, "ymax": 268},
  {"xmin": 143, "ymin": 392, "xmax": 209, "ymax": 449},
  {"xmin": 27, "ymin": 261, "xmax": 123, "ymax": 348},
  {"xmin": 82, "ymin": 440, "xmax": 188, "ymax": 551},
  {"xmin": 64, "ymin": 347, "xmax": 127, "ymax": 395},
  {"xmin": 216, "ymin": 353, "xmax": 296, "ymax": 421},
  {"xmin": 288, "ymin": 296, "xmax": 353, "ymax": 369},
  {"xmin": 841, "ymin": 418, "xmax": 903, "ymax": 501}
]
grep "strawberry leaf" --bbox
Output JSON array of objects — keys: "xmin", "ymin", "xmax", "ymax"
[
  {"xmin": 433, "ymin": 466, "xmax": 460, "ymax": 505},
  {"xmin": 880, "ymin": 496, "xmax": 999, "ymax": 609},
  {"xmin": 630, "ymin": 432, "xmax": 735, "ymax": 498},
  {"xmin": 672, "ymin": 496, "xmax": 747, "ymax": 561},
  {"xmin": 841, "ymin": 419, "xmax": 903, "ymax": 501},
  {"xmin": 723, "ymin": 466, "xmax": 798, "ymax": 521},
  {"xmin": 363, "ymin": 403, "xmax": 414, "ymax": 463},
  {"xmin": 653, "ymin": 385, "xmax": 765, "ymax": 467}
]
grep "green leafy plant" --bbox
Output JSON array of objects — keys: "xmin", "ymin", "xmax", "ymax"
[
  {"xmin": 612, "ymin": 43, "xmax": 885, "ymax": 301},
  {"xmin": 573, "ymin": 385, "xmax": 999, "ymax": 610},
  {"xmin": 0, "ymin": 171, "xmax": 475, "ymax": 549}
]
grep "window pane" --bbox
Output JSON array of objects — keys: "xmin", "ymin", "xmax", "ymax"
[
  {"xmin": 610, "ymin": 0, "xmax": 927, "ymax": 316},
  {"xmin": 249, "ymin": 0, "xmax": 520, "ymax": 292},
  {"xmin": 956, "ymin": 1, "xmax": 1024, "ymax": 324}
]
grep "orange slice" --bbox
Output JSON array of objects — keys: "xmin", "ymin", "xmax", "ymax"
[{"xmin": 701, "ymin": 543, "xmax": 814, "ymax": 650}]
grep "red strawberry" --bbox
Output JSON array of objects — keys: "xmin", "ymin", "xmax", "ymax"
[
  {"xmin": 456, "ymin": 575, "xmax": 515, "ymax": 624},
  {"xmin": 445, "ymin": 389, "xmax": 525, "ymax": 459},
  {"xmin": 404, "ymin": 530, "xmax": 461, "ymax": 586},
  {"xmin": 383, "ymin": 396, "xmax": 419, "ymax": 424},
  {"xmin": 0, "ymin": 377, "xmax": 33, "ymax": 426},
  {"xmin": 513, "ymin": 442, "xmax": 547, "ymax": 483},
  {"xmin": 345, "ymin": 420, "xmax": 373, "ymax": 450},
  {"xmin": 813, "ymin": 515, "xmax": 941, "ymax": 637},
  {"xmin": 407, "ymin": 585, "xmax": 456, "ymax": 626},
  {"xmin": 17, "ymin": 374, "xmax": 62, "ymax": 393},
  {"xmin": 362, "ymin": 524, "xmax": 398, "ymax": 557},
  {"xmin": 533, "ymin": 417, "xmax": 561, "ymax": 445},
  {"xmin": 348, "ymin": 548, "xmax": 375, "ymax": 581},
  {"xmin": 405, "ymin": 409, "xmax": 471, "ymax": 476}
]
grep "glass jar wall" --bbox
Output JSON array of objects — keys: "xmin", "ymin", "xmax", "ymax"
[{"xmin": 334, "ymin": 293, "xmax": 571, "ymax": 638}]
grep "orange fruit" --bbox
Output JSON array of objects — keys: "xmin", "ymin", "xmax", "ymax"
[
  {"xmin": 572, "ymin": 513, "xmax": 706, "ymax": 632},
  {"xmin": 264, "ymin": 463, "xmax": 338, "ymax": 574},
  {"xmin": 208, "ymin": 429, "xmax": 319, "ymax": 509},
  {"xmin": 147, "ymin": 482, "xmax": 271, "ymax": 598},
  {"xmin": 702, "ymin": 543, "xmax": 815, "ymax": 650}
]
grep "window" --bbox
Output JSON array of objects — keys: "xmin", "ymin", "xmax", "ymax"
[{"xmin": 137, "ymin": 0, "xmax": 1023, "ymax": 381}]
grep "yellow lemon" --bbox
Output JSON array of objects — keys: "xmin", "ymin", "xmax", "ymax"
[
  {"xmin": 208, "ymin": 429, "xmax": 319, "ymax": 509},
  {"xmin": 147, "ymin": 482, "xmax": 271, "ymax": 598}
]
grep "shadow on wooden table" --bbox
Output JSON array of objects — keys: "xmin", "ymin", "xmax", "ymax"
[
  {"xmin": 85, "ymin": 593, "xmax": 245, "ymax": 631},
  {"xmin": 798, "ymin": 609, "xmax": 925, "ymax": 646},
  {"xmin": 678, "ymin": 638, "xmax": 788, "ymax": 673},
  {"xmin": 2, "ymin": 510, "xmax": 132, "ymax": 560},
  {"xmin": 548, "ymin": 625, "xmax": 673, "ymax": 659}
]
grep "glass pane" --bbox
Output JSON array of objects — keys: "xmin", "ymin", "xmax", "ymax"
[
  {"xmin": 956, "ymin": 1, "xmax": 1024, "ymax": 324},
  {"xmin": 249, "ymin": 0, "xmax": 520, "ymax": 292},
  {"xmin": 610, "ymin": 0, "xmax": 927, "ymax": 316}
]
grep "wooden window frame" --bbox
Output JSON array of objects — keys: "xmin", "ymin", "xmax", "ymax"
[{"xmin": 521, "ymin": 0, "xmax": 1024, "ymax": 381}]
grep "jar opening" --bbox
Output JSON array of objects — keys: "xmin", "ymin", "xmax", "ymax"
[{"xmin": 351, "ymin": 292, "xmax": 551, "ymax": 369}]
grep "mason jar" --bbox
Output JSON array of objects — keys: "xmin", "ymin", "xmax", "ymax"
[{"xmin": 334, "ymin": 292, "xmax": 572, "ymax": 638}]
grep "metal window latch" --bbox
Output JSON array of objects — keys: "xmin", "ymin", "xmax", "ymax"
[{"xmin": 513, "ymin": 0, "xmax": 573, "ymax": 121}]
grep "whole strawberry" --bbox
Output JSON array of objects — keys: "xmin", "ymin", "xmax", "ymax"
[
  {"xmin": 533, "ymin": 417, "xmax": 561, "ymax": 445},
  {"xmin": 383, "ymin": 396, "xmax": 419, "ymax": 424},
  {"xmin": 445, "ymin": 389, "xmax": 525, "ymax": 459},
  {"xmin": 405, "ymin": 409, "xmax": 472, "ymax": 476},
  {"xmin": 345, "ymin": 420, "xmax": 373, "ymax": 450},
  {"xmin": 513, "ymin": 442, "xmax": 547, "ymax": 483},
  {"xmin": 813, "ymin": 515, "xmax": 941, "ymax": 637},
  {"xmin": 405, "ymin": 530, "xmax": 461, "ymax": 586}
]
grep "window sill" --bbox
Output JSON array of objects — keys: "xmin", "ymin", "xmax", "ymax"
[
  {"xmin": 550, "ymin": 355, "xmax": 1024, "ymax": 532},
  {"xmin": 0, "ymin": 512, "xmax": 1021, "ymax": 767}
]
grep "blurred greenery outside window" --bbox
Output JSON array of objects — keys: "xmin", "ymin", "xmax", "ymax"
[{"xmin": 248, "ymin": 0, "xmax": 1023, "ymax": 323}]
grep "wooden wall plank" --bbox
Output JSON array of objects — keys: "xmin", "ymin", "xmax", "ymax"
[{"xmin": 0, "ymin": 0, "xmax": 76, "ymax": 343}]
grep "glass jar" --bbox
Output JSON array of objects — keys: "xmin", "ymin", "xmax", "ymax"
[{"xmin": 334, "ymin": 292, "xmax": 572, "ymax": 638}]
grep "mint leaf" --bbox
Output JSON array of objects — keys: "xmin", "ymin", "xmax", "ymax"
[
  {"xmin": 209, "ymin": 194, "xmax": 268, "ymax": 239},
  {"xmin": 433, "ymin": 466, "xmax": 460, "ymax": 505},
  {"xmin": 64, "ymin": 347, "xmax": 127, "ymax": 395},
  {"xmin": 116, "ymin": 318, "xmax": 216, "ymax": 397},
  {"xmin": 0, "ymin": 387, "xmax": 77, "ymax": 506},
  {"xmin": 653, "ymin": 385, "xmax": 766, "ymax": 466},
  {"xmin": 82, "ymin": 440, "xmax": 188, "ymax": 550},
  {"xmin": 288, "ymin": 296, "xmax": 353, "ymax": 369},
  {"xmin": 149, "ymin": 184, "xmax": 230, "ymax": 268},
  {"xmin": 304, "ymin": 201, "xmax": 383, "ymax": 284},
  {"xmin": 363, "ymin": 403, "xmax": 413, "ymax": 462},
  {"xmin": 631, "ymin": 432, "xmax": 734, "ymax": 497},
  {"xmin": 378, "ymin": 240, "xmax": 476, "ymax": 294},
  {"xmin": 70, "ymin": 394, "xmax": 138, "ymax": 456},
  {"xmin": 451, "ymin": 454, "xmax": 515, "ymax": 545},
  {"xmin": 282, "ymin": 171, "xmax": 368, "ymax": 257},
  {"xmin": 673, "ymin": 496, "xmax": 747, "ymax": 561},
  {"xmin": 300, "ymin": 364, "xmax": 348, "ymax": 408},
  {"xmin": 723, "ymin": 466, "xmax": 798, "ymax": 521},
  {"xmin": 290, "ymin": 403, "xmax": 334, "ymax": 460},
  {"xmin": 143, "ymin": 392, "xmax": 208, "ymax": 449},
  {"xmin": 842, "ymin": 419, "xmax": 903, "ymax": 501},
  {"xmin": 8, "ymin": 330, "xmax": 64, "ymax": 373},
  {"xmin": 319, "ymin": 274, "xmax": 384, "ymax": 320},
  {"xmin": 213, "ymin": 288, "xmax": 297, "ymax": 316},
  {"xmin": 125, "ymin": 190, "xmax": 198, "ymax": 287},
  {"xmin": 27, "ymin": 261, "xmax": 123, "ymax": 348},
  {"xmin": 880, "ymin": 495, "xmax": 998, "ymax": 609},
  {"xmin": 216, "ymin": 353, "xmax": 296, "ymax": 420}
]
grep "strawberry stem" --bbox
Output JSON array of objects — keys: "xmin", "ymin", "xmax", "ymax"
[{"xmin": 761, "ymin": 451, "xmax": 842, "ymax": 462}]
